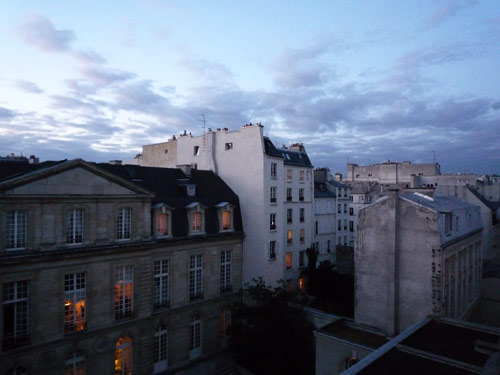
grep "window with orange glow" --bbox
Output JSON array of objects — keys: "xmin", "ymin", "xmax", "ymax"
[
  {"xmin": 115, "ymin": 336, "xmax": 132, "ymax": 375},
  {"xmin": 64, "ymin": 273, "xmax": 85, "ymax": 333},
  {"xmin": 298, "ymin": 277, "xmax": 304, "ymax": 291},
  {"xmin": 222, "ymin": 211, "xmax": 231, "ymax": 230},
  {"xmin": 286, "ymin": 252, "xmax": 292, "ymax": 269},
  {"xmin": 192, "ymin": 212, "xmax": 202, "ymax": 231},
  {"xmin": 156, "ymin": 213, "xmax": 168, "ymax": 236},
  {"xmin": 115, "ymin": 266, "xmax": 133, "ymax": 321},
  {"xmin": 287, "ymin": 230, "xmax": 293, "ymax": 244}
]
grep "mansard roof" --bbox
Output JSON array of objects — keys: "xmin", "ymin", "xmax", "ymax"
[
  {"xmin": 263, "ymin": 136, "xmax": 313, "ymax": 167},
  {"xmin": 400, "ymin": 192, "xmax": 478, "ymax": 213}
]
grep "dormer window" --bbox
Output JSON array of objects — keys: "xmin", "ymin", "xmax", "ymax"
[
  {"xmin": 216, "ymin": 202, "xmax": 234, "ymax": 232},
  {"xmin": 153, "ymin": 204, "xmax": 173, "ymax": 237},
  {"xmin": 186, "ymin": 203, "xmax": 206, "ymax": 234},
  {"xmin": 187, "ymin": 185, "xmax": 196, "ymax": 197}
]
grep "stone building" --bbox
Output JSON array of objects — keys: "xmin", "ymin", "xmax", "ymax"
[
  {"xmin": 128, "ymin": 124, "xmax": 314, "ymax": 288},
  {"xmin": 0, "ymin": 159, "xmax": 243, "ymax": 375},
  {"xmin": 347, "ymin": 161, "xmax": 440, "ymax": 184}
]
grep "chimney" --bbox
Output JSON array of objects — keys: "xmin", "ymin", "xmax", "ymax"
[
  {"xmin": 290, "ymin": 143, "xmax": 305, "ymax": 152},
  {"xmin": 178, "ymin": 164, "xmax": 192, "ymax": 177},
  {"xmin": 314, "ymin": 168, "xmax": 329, "ymax": 183},
  {"xmin": 335, "ymin": 172, "xmax": 342, "ymax": 182},
  {"xmin": 109, "ymin": 160, "xmax": 122, "ymax": 165}
]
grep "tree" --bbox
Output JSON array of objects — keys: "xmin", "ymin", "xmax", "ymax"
[{"xmin": 230, "ymin": 278, "xmax": 315, "ymax": 375}]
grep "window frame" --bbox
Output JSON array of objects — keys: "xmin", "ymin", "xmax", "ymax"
[
  {"xmin": 286, "ymin": 252, "xmax": 293, "ymax": 269},
  {"xmin": 220, "ymin": 250, "xmax": 232, "ymax": 293},
  {"xmin": 286, "ymin": 169, "xmax": 292, "ymax": 182},
  {"xmin": 2, "ymin": 280, "xmax": 29, "ymax": 350},
  {"xmin": 116, "ymin": 207, "xmax": 132, "ymax": 241},
  {"xmin": 270, "ymin": 186, "xmax": 277, "ymax": 203},
  {"xmin": 115, "ymin": 336, "xmax": 133, "ymax": 375},
  {"xmin": 114, "ymin": 266, "xmax": 133, "ymax": 321},
  {"xmin": 189, "ymin": 315, "xmax": 202, "ymax": 359},
  {"xmin": 64, "ymin": 272, "xmax": 86, "ymax": 334},
  {"xmin": 287, "ymin": 229, "xmax": 293, "ymax": 245},
  {"xmin": 154, "ymin": 324, "xmax": 168, "ymax": 373},
  {"xmin": 154, "ymin": 260, "xmax": 169, "ymax": 309},
  {"xmin": 6, "ymin": 210, "xmax": 27, "ymax": 250},
  {"xmin": 299, "ymin": 188, "xmax": 304, "ymax": 201},
  {"xmin": 270, "ymin": 213, "xmax": 277, "ymax": 231},
  {"xmin": 66, "ymin": 208, "xmax": 84, "ymax": 245},
  {"xmin": 269, "ymin": 240, "xmax": 277, "ymax": 260},
  {"xmin": 271, "ymin": 163, "xmax": 277, "ymax": 179},
  {"xmin": 189, "ymin": 254, "xmax": 204, "ymax": 301}
]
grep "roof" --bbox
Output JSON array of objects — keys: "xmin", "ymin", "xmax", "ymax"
[
  {"xmin": 400, "ymin": 192, "xmax": 478, "ymax": 213},
  {"xmin": 468, "ymin": 186, "xmax": 500, "ymax": 211},
  {"xmin": 348, "ymin": 182, "xmax": 379, "ymax": 194},
  {"xmin": 328, "ymin": 180, "xmax": 350, "ymax": 189},
  {"xmin": 0, "ymin": 160, "xmax": 66, "ymax": 183},
  {"xmin": 314, "ymin": 183, "xmax": 336, "ymax": 198},
  {"xmin": 262, "ymin": 136, "xmax": 313, "ymax": 167},
  {"xmin": 318, "ymin": 320, "xmax": 388, "ymax": 349}
]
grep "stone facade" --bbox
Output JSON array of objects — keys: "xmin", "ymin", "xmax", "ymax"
[{"xmin": 347, "ymin": 161, "xmax": 440, "ymax": 184}]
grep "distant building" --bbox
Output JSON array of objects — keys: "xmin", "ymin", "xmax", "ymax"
[
  {"xmin": 129, "ymin": 124, "xmax": 315, "ymax": 288},
  {"xmin": 0, "ymin": 159, "xmax": 243, "ymax": 374},
  {"xmin": 347, "ymin": 161, "xmax": 440, "ymax": 184},
  {"xmin": 347, "ymin": 182, "xmax": 380, "ymax": 246},
  {"xmin": 0, "ymin": 153, "xmax": 39, "ymax": 164}
]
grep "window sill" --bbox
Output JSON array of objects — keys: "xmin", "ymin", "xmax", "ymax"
[{"xmin": 268, "ymin": 257, "xmax": 277, "ymax": 261}]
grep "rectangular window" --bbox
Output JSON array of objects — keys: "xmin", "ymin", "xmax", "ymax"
[
  {"xmin": 299, "ymin": 189, "xmax": 304, "ymax": 201},
  {"xmin": 193, "ymin": 146, "xmax": 200, "ymax": 156},
  {"xmin": 221, "ymin": 211, "xmax": 231, "ymax": 231},
  {"xmin": 349, "ymin": 207, "xmax": 354, "ymax": 215},
  {"xmin": 349, "ymin": 221, "xmax": 354, "ymax": 232},
  {"xmin": 315, "ymin": 221, "xmax": 318, "ymax": 235},
  {"xmin": 225, "ymin": 142, "xmax": 233, "ymax": 150},
  {"xmin": 154, "ymin": 325, "xmax": 168, "ymax": 373},
  {"xmin": 299, "ymin": 171, "xmax": 304, "ymax": 182},
  {"xmin": 338, "ymin": 204, "xmax": 341, "ymax": 214},
  {"xmin": 344, "ymin": 236, "xmax": 347, "ymax": 246},
  {"xmin": 287, "ymin": 169, "xmax": 292, "ymax": 182},
  {"xmin": 270, "ymin": 213, "xmax": 276, "ymax": 230},
  {"xmin": 64, "ymin": 273, "xmax": 86, "ymax": 333},
  {"xmin": 189, "ymin": 255, "xmax": 203, "ymax": 301},
  {"xmin": 66, "ymin": 209, "xmax": 83, "ymax": 244},
  {"xmin": 192, "ymin": 211, "xmax": 202, "ymax": 232},
  {"xmin": 344, "ymin": 219, "xmax": 347, "ymax": 230},
  {"xmin": 287, "ymin": 188, "xmax": 292, "ymax": 201},
  {"xmin": 115, "ymin": 266, "xmax": 133, "ymax": 321},
  {"xmin": 154, "ymin": 260, "xmax": 169, "ymax": 309},
  {"xmin": 6, "ymin": 210, "xmax": 26, "ymax": 250},
  {"xmin": 116, "ymin": 208, "xmax": 131, "ymax": 240},
  {"xmin": 287, "ymin": 230, "xmax": 293, "ymax": 244},
  {"xmin": 344, "ymin": 204, "xmax": 347, "ymax": 214},
  {"xmin": 445, "ymin": 213, "xmax": 452, "ymax": 234},
  {"xmin": 344, "ymin": 190, "xmax": 347, "ymax": 198},
  {"xmin": 189, "ymin": 315, "xmax": 202, "ymax": 359},
  {"xmin": 327, "ymin": 240, "xmax": 331, "ymax": 252},
  {"xmin": 156, "ymin": 213, "xmax": 169, "ymax": 236},
  {"xmin": 271, "ymin": 163, "xmax": 277, "ymax": 179},
  {"xmin": 315, "ymin": 241, "xmax": 320, "ymax": 252},
  {"xmin": 286, "ymin": 253, "xmax": 292, "ymax": 269},
  {"xmin": 300, "ymin": 208, "xmax": 305, "ymax": 222},
  {"xmin": 220, "ymin": 250, "xmax": 232, "ymax": 293},
  {"xmin": 269, "ymin": 241, "xmax": 277, "ymax": 259},
  {"xmin": 2, "ymin": 281, "xmax": 29, "ymax": 350},
  {"xmin": 299, "ymin": 251, "xmax": 305, "ymax": 268},
  {"xmin": 300, "ymin": 229, "xmax": 305, "ymax": 243},
  {"xmin": 270, "ymin": 186, "xmax": 277, "ymax": 203},
  {"xmin": 287, "ymin": 209, "xmax": 293, "ymax": 223},
  {"xmin": 338, "ymin": 220, "xmax": 341, "ymax": 231}
]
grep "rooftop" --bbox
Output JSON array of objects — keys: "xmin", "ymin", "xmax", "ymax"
[
  {"xmin": 400, "ymin": 192, "xmax": 478, "ymax": 213},
  {"xmin": 318, "ymin": 319, "xmax": 388, "ymax": 349}
]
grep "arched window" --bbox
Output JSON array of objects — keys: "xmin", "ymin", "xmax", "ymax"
[
  {"xmin": 64, "ymin": 351, "xmax": 85, "ymax": 375},
  {"xmin": 115, "ymin": 336, "xmax": 132, "ymax": 375},
  {"xmin": 153, "ymin": 324, "xmax": 168, "ymax": 374}
]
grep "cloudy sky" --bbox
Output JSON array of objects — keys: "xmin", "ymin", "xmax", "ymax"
[{"xmin": 1, "ymin": 1, "xmax": 499, "ymax": 175}]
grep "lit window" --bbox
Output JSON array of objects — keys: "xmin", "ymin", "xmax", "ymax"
[
  {"xmin": 287, "ymin": 230, "xmax": 293, "ymax": 244},
  {"xmin": 156, "ymin": 213, "xmax": 169, "ymax": 236},
  {"xmin": 115, "ymin": 266, "xmax": 133, "ymax": 321},
  {"xmin": 189, "ymin": 315, "xmax": 202, "ymax": 359},
  {"xmin": 225, "ymin": 142, "xmax": 233, "ymax": 150},
  {"xmin": 192, "ymin": 212, "xmax": 202, "ymax": 232},
  {"xmin": 300, "ymin": 208, "xmax": 305, "ymax": 222},
  {"xmin": 286, "ymin": 169, "xmax": 292, "ymax": 182},
  {"xmin": 300, "ymin": 229, "xmax": 305, "ymax": 243},
  {"xmin": 299, "ymin": 189, "xmax": 304, "ymax": 201},
  {"xmin": 222, "ymin": 211, "xmax": 231, "ymax": 231},
  {"xmin": 64, "ymin": 351, "xmax": 85, "ymax": 375},
  {"xmin": 287, "ymin": 209, "xmax": 293, "ymax": 223},
  {"xmin": 189, "ymin": 255, "xmax": 203, "ymax": 301},
  {"xmin": 2, "ymin": 281, "xmax": 29, "ymax": 350},
  {"xmin": 115, "ymin": 336, "xmax": 132, "ymax": 375},
  {"xmin": 270, "ymin": 186, "xmax": 277, "ymax": 203},
  {"xmin": 6, "ymin": 210, "xmax": 26, "ymax": 250},
  {"xmin": 64, "ymin": 273, "xmax": 86, "ymax": 333},
  {"xmin": 220, "ymin": 307, "xmax": 231, "ymax": 338},
  {"xmin": 269, "ymin": 241, "xmax": 277, "ymax": 259},
  {"xmin": 220, "ymin": 250, "xmax": 232, "ymax": 293},
  {"xmin": 271, "ymin": 163, "xmax": 277, "ymax": 179},
  {"xmin": 286, "ymin": 252, "xmax": 292, "ymax": 269},
  {"xmin": 154, "ymin": 325, "xmax": 168, "ymax": 374},
  {"xmin": 154, "ymin": 260, "xmax": 169, "ymax": 309},
  {"xmin": 299, "ymin": 170, "xmax": 304, "ymax": 182},
  {"xmin": 270, "ymin": 213, "xmax": 276, "ymax": 230},
  {"xmin": 287, "ymin": 188, "xmax": 292, "ymax": 201},
  {"xmin": 187, "ymin": 203, "xmax": 206, "ymax": 234},
  {"xmin": 66, "ymin": 209, "xmax": 84, "ymax": 244},
  {"xmin": 298, "ymin": 277, "xmax": 305, "ymax": 291},
  {"xmin": 116, "ymin": 208, "xmax": 131, "ymax": 240}
]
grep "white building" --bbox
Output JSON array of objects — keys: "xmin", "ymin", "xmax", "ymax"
[
  {"xmin": 347, "ymin": 161, "xmax": 441, "ymax": 184},
  {"xmin": 128, "ymin": 124, "xmax": 314, "ymax": 288}
]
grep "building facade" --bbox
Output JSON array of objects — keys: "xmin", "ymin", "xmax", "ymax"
[
  {"xmin": 129, "ymin": 124, "xmax": 314, "ymax": 288},
  {"xmin": 347, "ymin": 161, "xmax": 440, "ymax": 184},
  {"xmin": 0, "ymin": 160, "xmax": 243, "ymax": 375}
]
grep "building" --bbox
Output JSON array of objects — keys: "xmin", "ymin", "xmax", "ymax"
[
  {"xmin": 129, "ymin": 124, "xmax": 314, "ymax": 288},
  {"xmin": 356, "ymin": 189, "xmax": 483, "ymax": 336},
  {"xmin": 347, "ymin": 161, "xmax": 440, "ymax": 184},
  {"xmin": 347, "ymin": 182, "xmax": 379, "ymax": 247},
  {"xmin": 0, "ymin": 159, "xmax": 243, "ymax": 375}
]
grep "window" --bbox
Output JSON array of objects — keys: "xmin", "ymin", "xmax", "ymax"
[
  {"xmin": 221, "ymin": 210, "xmax": 231, "ymax": 231},
  {"xmin": 299, "ymin": 251, "xmax": 305, "ymax": 268},
  {"xmin": 349, "ymin": 221, "xmax": 354, "ymax": 232},
  {"xmin": 444, "ymin": 214, "xmax": 452, "ymax": 234},
  {"xmin": 192, "ymin": 212, "xmax": 202, "ymax": 232},
  {"xmin": 220, "ymin": 250, "xmax": 232, "ymax": 293},
  {"xmin": 344, "ymin": 204, "xmax": 347, "ymax": 214},
  {"xmin": 2, "ymin": 281, "xmax": 29, "ymax": 350},
  {"xmin": 300, "ymin": 208, "xmax": 305, "ymax": 222},
  {"xmin": 299, "ymin": 189, "xmax": 304, "ymax": 201},
  {"xmin": 287, "ymin": 169, "xmax": 292, "ymax": 182},
  {"xmin": 189, "ymin": 255, "xmax": 203, "ymax": 301},
  {"xmin": 338, "ymin": 204, "xmax": 341, "ymax": 214},
  {"xmin": 220, "ymin": 308, "xmax": 231, "ymax": 339},
  {"xmin": 287, "ymin": 230, "xmax": 293, "ymax": 244},
  {"xmin": 116, "ymin": 208, "xmax": 131, "ymax": 240},
  {"xmin": 66, "ymin": 209, "xmax": 84, "ymax": 244},
  {"xmin": 154, "ymin": 260, "xmax": 169, "ymax": 309},
  {"xmin": 115, "ymin": 266, "xmax": 133, "ymax": 321},
  {"xmin": 270, "ymin": 213, "xmax": 276, "ymax": 230},
  {"xmin": 64, "ymin": 273, "xmax": 86, "ymax": 333},
  {"xmin": 315, "ymin": 221, "xmax": 318, "ymax": 235},
  {"xmin": 344, "ymin": 219, "xmax": 347, "ymax": 230},
  {"xmin": 287, "ymin": 209, "xmax": 293, "ymax": 223},
  {"xmin": 299, "ymin": 171, "xmax": 304, "ymax": 182},
  {"xmin": 270, "ymin": 186, "xmax": 277, "ymax": 203},
  {"xmin": 189, "ymin": 315, "xmax": 202, "ymax": 359},
  {"xmin": 271, "ymin": 163, "xmax": 277, "ymax": 179},
  {"xmin": 155, "ymin": 210, "xmax": 169, "ymax": 237},
  {"xmin": 269, "ymin": 241, "xmax": 277, "ymax": 259},
  {"xmin": 6, "ymin": 210, "xmax": 26, "ymax": 250},
  {"xmin": 193, "ymin": 146, "xmax": 200, "ymax": 156},
  {"xmin": 287, "ymin": 188, "xmax": 292, "ymax": 201},
  {"xmin": 298, "ymin": 277, "xmax": 305, "ymax": 291},
  {"xmin": 338, "ymin": 220, "xmax": 341, "ymax": 231},
  {"xmin": 225, "ymin": 142, "xmax": 233, "ymax": 150},
  {"xmin": 344, "ymin": 190, "xmax": 347, "ymax": 198},
  {"xmin": 64, "ymin": 352, "xmax": 85, "ymax": 375},
  {"xmin": 286, "ymin": 253, "xmax": 292, "ymax": 269},
  {"xmin": 154, "ymin": 325, "xmax": 168, "ymax": 374},
  {"xmin": 349, "ymin": 207, "xmax": 354, "ymax": 215},
  {"xmin": 300, "ymin": 229, "xmax": 305, "ymax": 243},
  {"xmin": 327, "ymin": 240, "xmax": 331, "ymax": 253},
  {"xmin": 344, "ymin": 236, "xmax": 347, "ymax": 246},
  {"xmin": 338, "ymin": 236, "xmax": 342, "ymax": 245},
  {"xmin": 115, "ymin": 336, "xmax": 132, "ymax": 375}
]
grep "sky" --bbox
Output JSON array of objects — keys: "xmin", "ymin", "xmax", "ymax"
[{"xmin": 0, "ymin": 1, "xmax": 499, "ymax": 175}]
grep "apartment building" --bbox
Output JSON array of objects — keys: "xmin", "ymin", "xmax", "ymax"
[
  {"xmin": 0, "ymin": 159, "xmax": 243, "ymax": 375},
  {"xmin": 347, "ymin": 161, "xmax": 440, "ymax": 184},
  {"xmin": 129, "ymin": 124, "xmax": 314, "ymax": 288}
]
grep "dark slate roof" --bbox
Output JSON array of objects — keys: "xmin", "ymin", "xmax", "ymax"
[
  {"xmin": 468, "ymin": 186, "xmax": 500, "ymax": 211},
  {"xmin": 314, "ymin": 183, "xmax": 336, "ymax": 198},
  {"xmin": 0, "ymin": 160, "xmax": 66, "ymax": 183},
  {"xmin": 328, "ymin": 180, "xmax": 350, "ymax": 189},
  {"xmin": 97, "ymin": 163, "xmax": 243, "ymax": 237},
  {"xmin": 262, "ymin": 136, "xmax": 313, "ymax": 167}
]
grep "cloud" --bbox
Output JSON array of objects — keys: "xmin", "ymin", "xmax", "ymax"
[
  {"xmin": 424, "ymin": 0, "xmax": 478, "ymax": 29},
  {"xmin": 17, "ymin": 14, "xmax": 75, "ymax": 52},
  {"xmin": 0, "ymin": 107, "xmax": 17, "ymax": 120},
  {"xmin": 80, "ymin": 67, "xmax": 136, "ymax": 86},
  {"xmin": 14, "ymin": 80, "xmax": 44, "ymax": 94}
]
